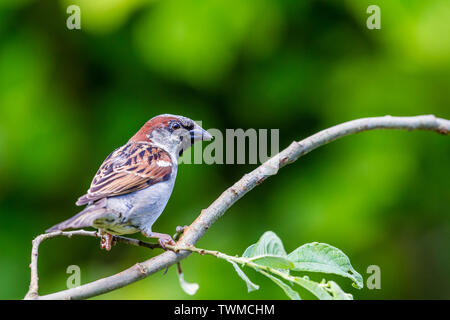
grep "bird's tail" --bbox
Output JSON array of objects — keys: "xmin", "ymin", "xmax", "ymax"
[{"xmin": 46, "ymin": 201, "xmax": 109, "ymax": 233}]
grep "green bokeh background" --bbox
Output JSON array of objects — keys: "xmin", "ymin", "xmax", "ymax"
[{"xmin": 1, "ymin": 0, "xmax": 449, "ymax": 299}]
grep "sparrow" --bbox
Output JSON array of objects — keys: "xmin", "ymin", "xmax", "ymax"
[{"xmin": 46, "ymin": 114, "xmax": 212, "ymax": 250}]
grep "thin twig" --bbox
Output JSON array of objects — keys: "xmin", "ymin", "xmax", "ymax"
[
  {"xmin": 26, "ymin": 115, "xmax": 449, "ymax": 300},
  {"xmin": 24, "ymin": 230, "xmax": 160, "ymax": 299},
  {"xmin": 165, "ymin": 243, "xmax": 338, "ymax": 299}
]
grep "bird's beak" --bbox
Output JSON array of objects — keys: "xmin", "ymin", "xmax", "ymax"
[{"xmin": 189, "ymin": 125, "xmax": 213, "ymax": 142}]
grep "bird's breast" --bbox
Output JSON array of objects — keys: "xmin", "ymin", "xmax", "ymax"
[{"xmin": 105, "ymin": 167, "xmax": 177, "ymax": 230}]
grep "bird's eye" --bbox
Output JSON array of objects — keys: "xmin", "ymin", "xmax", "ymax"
[{"xmin": 171, "ymin": 122, "xmax": 181, "ymax": 130}]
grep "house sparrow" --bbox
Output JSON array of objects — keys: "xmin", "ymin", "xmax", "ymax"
[{"xmin": 46, "ymin": 114, "xmax": 212, "ymax": 250}]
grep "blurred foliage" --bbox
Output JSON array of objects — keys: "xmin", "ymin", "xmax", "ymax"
[{"xmin": 0, "ymin": 0, "xmax": 449, "ymax": 300}]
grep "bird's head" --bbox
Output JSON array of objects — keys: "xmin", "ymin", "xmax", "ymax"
[{"xmin": 129, "ymin": 114, "xmax": 213, "ymax": 157}]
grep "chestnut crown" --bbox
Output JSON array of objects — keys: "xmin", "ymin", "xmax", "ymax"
[{"xmin": 129, "ymin": 114, "xmax": 212, "ymax": 157}]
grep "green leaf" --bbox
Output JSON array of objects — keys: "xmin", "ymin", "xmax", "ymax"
[
  {"xmin": 249, "ymin": 255, "xmax": 294, "ymax": 269},
  {"xmin": 243, "ymin": 231, "xmax": 287, "ymax": 258},
  {"xmin": 177, "ymin": 272, "xmax": 199, "ymax": 296},
  {"xmin": 242, "ymin": 244, "xmax": 256, "ymax": 258},
  {"xmin": 259, "ymin": 270, "xmax": 301, "ymax": 300},
  {"xmin": 292, "ymin": 276, "xmax": 332, "ymax": 300},
  {"xmin": 229, "ymin": 261, "xmax": 259, "ymax": 292},
  {"xmin": 243, "ymin": 231, "xmax": 294, "ymax": 269},
  {"xmin": 325, "ymin": 281, "xmax": 353, "ymax": 300},
  {"xmin": 287, "ymin": 242, "xmax": 363, "ymax": 289}
]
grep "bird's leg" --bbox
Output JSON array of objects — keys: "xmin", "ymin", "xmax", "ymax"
[
  {"xmin": 100, "ymin": 232, "xmax": 113, "ymax": 251},
  {"xmin": 141, "ymin": 231, "xmax": 175, "ymax": 250}
]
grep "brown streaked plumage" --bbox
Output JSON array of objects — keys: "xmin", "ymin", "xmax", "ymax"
[{"xmin": 76, "ymin": 143, "xmax": 172, "ymax": 206}]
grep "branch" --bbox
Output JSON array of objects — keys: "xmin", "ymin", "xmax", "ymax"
[
  {"xmin": 24, "ymin": 230, "xmax": 160, "ymax": 299},
  {"xmin": 166, "ymin": 243, "xmax": 301, "ymax": 291},
  {"xmin": 165, "ymin": 243, "xmax": 352, "ymax": 300},
  {"xmin": 27, "ymin": 115, "xmax": 449, "ymax": 300}
]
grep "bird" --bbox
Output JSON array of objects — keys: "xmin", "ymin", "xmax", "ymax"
[{"xmin": 46, "ymin": 114, "xmax": 213, "ymax": 250}]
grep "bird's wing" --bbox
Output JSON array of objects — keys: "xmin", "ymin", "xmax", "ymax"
[{"xmin": 76, "ymin": 143, "xmax": 173, "ymax": 206}]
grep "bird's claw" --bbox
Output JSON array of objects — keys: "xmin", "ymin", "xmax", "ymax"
[
  {"xmin": 100, "ymin": 233, "xmax": 113, "ymax": 251},
  {"xmin": 158, "ymin": 235, "xmax": 175, "ymax": 250},
  {"xmin": 142, "ymin": 231, "xmax": 175, "ymax": 250}
]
